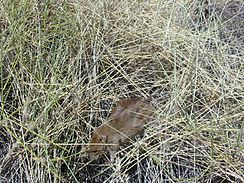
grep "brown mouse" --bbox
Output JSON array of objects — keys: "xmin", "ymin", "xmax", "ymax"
[{"xmin": 87, "ymin": 98, "xmax": 155, "ymax": 161}]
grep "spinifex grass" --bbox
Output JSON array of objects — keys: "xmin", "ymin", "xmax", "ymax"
[{"xmin": 0, "ymin": 0, "xmax": 243, "ymax": 182}]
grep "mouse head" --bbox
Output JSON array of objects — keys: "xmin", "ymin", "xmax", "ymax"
[{"xmin": 87, "ymin": 129, "xmax": 108, "ymax": 161}]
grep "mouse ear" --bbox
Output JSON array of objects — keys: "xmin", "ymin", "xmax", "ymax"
[{"xmin": 100, "ymin": 134, "xmax": 107, "ymax": 142}]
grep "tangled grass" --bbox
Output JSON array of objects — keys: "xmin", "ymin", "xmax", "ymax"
[{"xmin": 0, "ymin": 0, "xmax": 243, "ymax": 182}]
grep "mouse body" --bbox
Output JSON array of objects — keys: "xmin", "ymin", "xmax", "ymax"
[{"xmin": 88, "ymin": 98, "xmax": 155, "ymax": 161}]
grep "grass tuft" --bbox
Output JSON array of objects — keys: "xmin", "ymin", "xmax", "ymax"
[{"xmin": 0, "ymin": 0, "xmax": 243, "ymax": 182}]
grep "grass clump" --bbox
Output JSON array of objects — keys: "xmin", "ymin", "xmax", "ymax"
[{"xmin": 0, "ymin": 0, "xmax": 243, "ymax": 182}]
